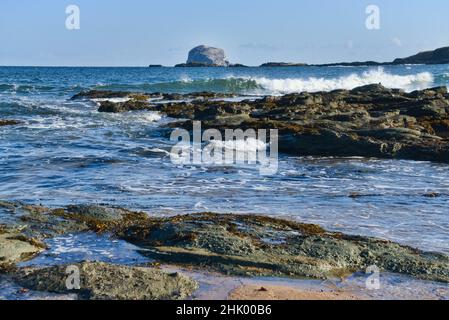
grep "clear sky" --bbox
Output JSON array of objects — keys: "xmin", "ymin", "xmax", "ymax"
[{"xmin": 1, "ymin": 0, "xmax": 448, "ymax": 66}]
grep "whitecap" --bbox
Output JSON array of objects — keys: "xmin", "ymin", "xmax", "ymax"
[
  {"xmin": 208, "ymin": 138, "xmax": 268, "ymax": 152},
  {"xmin": 252, "ymin": 67, "xmax": 434, "ymax": 94},
  {"xmin": 92, "ymin": 98, "xmax": 131, "ymax": 103}
]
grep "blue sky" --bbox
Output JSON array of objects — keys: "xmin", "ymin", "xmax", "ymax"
[{"xmin": 0, "ymin": 0, "xmax": 448, "ymax": 66}]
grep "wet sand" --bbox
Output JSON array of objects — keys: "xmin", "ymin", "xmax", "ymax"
[{"xmin": 229, "ymin": 285, "xmax": 363, "ymax": 300}]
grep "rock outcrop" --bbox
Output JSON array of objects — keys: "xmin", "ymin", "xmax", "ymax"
[
  {"xmin": 118, "ymin": 212, "xmax": 449, "ymax": 282},
  {"xmin": 393, "ymin": 46, "xmax": 449, "ymax": 65},
  {"xmin": 2, "ymin": 202, "xmax": 449, "ymax": 283},
  {"xmin": 183, "ymin": 45, "xmax": 228, "ymax": 67},
  {"xmin": 260, "ymin": 62, "xmax": 308, "ymax": 67},
  {"xmin": 72, "ymin": 85, "xmax": 449, "ymax": 163},
  {"xmin": 0, "ymin": 120, "xmax": 20, "ymax": 127},
  {"xmin": 14, "ymin": 262, "xmax": 198, "ymax": 300}
]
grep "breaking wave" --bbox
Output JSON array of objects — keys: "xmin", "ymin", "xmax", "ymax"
[
  {"xmin": 253, "ymin": 68, "xmax": 434, "ymax": 94},
  {"xmin": 93, "ymin": 68, "xmax": 435, "ymax": 95},
  {"xmin": 94, "ymin": 78, "xmax": 260, "ymax": 94}
]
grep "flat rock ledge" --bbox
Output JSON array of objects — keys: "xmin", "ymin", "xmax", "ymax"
[
  {"xmin": 0, "ymin": 226, "xmax": 45, "ymax": 269},
  {"xmin": 2, "ymin": 202, "xmax": 449, "ymax": 284},
  {"xmin": 71, "ymin": 84, "xmax": 449, "ymax": 163},
  {"xmin": 14, "ymin": 262, "xmax": 198, "ymax": 300}
]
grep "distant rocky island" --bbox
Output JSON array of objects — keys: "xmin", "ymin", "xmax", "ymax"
[
  {"xmin": 314, "ymin": 46, "xmax": 449, "ymax": 67},
  {"xmin": 260, "ymin": 62, "xmax": 308, "ymax": 67},
  {"xmin": 174, "ymin": 45, "xmax": 247, "ymax": 68},
  {"xmin": 392, "ymin": 46, "xmax": 449, "ymax": 65},
  {"xmin": 151, "ymin": 45, "xmax": 449, "ymax": 68}
]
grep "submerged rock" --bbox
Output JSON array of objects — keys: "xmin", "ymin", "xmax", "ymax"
[
  {"xmin": 98, "ymin": 100, "xmax": 151, "ymax": 113},
  {"xmin": 14, "ymin": 262, "xmax": 198, "ymax": 300},
  {"xmin": 70, "ymin": 90, "xmax": 132, "ymax": 100},
  {"xmin": 260, "ymin": 62, "xmax": 308, "ymax": 67},
  {"xmin": 0, "ymin": 120, "xmax": 20, "ymax": 127}
]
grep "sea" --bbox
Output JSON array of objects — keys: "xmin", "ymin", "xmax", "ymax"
[{"xmin": 1, "ymin": 64, "xmax": 449, "ymax": 262}]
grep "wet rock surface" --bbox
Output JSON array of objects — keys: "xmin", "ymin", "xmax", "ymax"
[
  {"xmin": 0, "ymin": 120, "xmax": 20, "ymax": 127},
  {"xmin": 14, "ymin": 262, "xmax": 198, "ymax": 300},
  {"xmin": 116, "ymin": 213, "xmax": 449, "ymax": 282},
  {"xmin": 2, "ymin": 202, "xmax": 448, "ymax": 284},
  {"xmin": 0, "ymin": 227, "xmax": 45, "ymax": 268},
  {"xmin": 72, "ymin": 85, "xmax": 449, "ymax": 162}
]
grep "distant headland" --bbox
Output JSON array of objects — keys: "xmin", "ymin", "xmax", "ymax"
[{"xmin": 150, "ymin": 45, "xmax": 449, "ymax": 68}]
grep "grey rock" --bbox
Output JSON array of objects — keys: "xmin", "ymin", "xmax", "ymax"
[
  {"xmin": 71, "ymin": 85, "xmax": 449, "ymax": 163},
  {"xmin": 14, "ymin": 262, "xmax": 198, "ymax": 300},
  {"xmin": 117, "ymin": 212, "xmax": 449, "ymax": 282},
  {"xmin": 3, "ymin": 202, "xmax": 449, "ymax": 284},
  {"xmin": 0, "ymin": 228, "xmax": 45, "ymax": 266},
  {"xmin": 187, "ymin": 45, "xmax": 228, "ymax": 67}
]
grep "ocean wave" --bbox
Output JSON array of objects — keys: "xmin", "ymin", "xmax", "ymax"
[
  {"xmin": 0, "ymin": 83, "xmax": 58, "ymax": 93},
  {"xmin": 94, "ymin": 78, "xmax": 260, "ymax": 94},
  {"xmin": 101, "ymin": 111, "xmax": 163, "ymax": 126},
  {"xmin": 252, "ymin": 68, "xmax": 434, "ymax": 94},
  {"xmin": 92, "ymin": 68, "xmax": 435, "ymax": 95}
]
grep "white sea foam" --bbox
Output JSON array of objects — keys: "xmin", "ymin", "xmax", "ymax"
[
  {"xmin": 108, "ymin": 111, "xmax": 162, "ymax": 123},
  {"xmin": 138, "ymin": 111, "xmax": 162, "ymax": 123},
  {"xmin": 209, "ymin": 138, "xmax": 268, "ymax": 152},
  {"xmin": 147, "ymin": 148, "xmax": 171, "ymax": 155},
  {"xmin": 93, "ymin": 98, "xmax": 131, "ymax": 103},
  {"xmin": 252, "ymin": 68, "xmax": 434, "ymax": 94}
]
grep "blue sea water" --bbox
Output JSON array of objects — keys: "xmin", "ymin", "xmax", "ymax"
[{"xmin": 1, "ymin": 65, "xmax": 449, "ymax": 256}]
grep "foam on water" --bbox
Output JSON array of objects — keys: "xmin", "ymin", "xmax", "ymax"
[
  {"xmin": 93, "ymin": 98, "xmax": 131, "ymax": 103},
  {"xmin": 89, "ymin": 67, "xmax": 438, "ymax": 95},
  {"xmin": 209, "ymin": 138, "xmax": 268, "ymax": 152},
  {"xmin": 252, "ymin": 68, "xmax": 434, "ymax": 94},
  {"xmin": 106, "ymin": 111, "xmax": 163, "ymax": 123}
]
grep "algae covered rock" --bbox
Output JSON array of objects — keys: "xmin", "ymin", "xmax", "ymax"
[
  {"xmin": 116, "ymin": 213, "xmax": 449, "ymax": 283},
  {"xmin": 0, "ymin": 228, "xmax": 45, "ymax": 267},
  {"xmin": 14, "ymin": 262, "xmax": 198, "ymax": 300},
  {"xmin": 3, "ymin": 201, "xmax": 449, "ymax": 285},
  {"xmin": 71, "ymin": 85, "xmax": 449, "ymax": 163}
]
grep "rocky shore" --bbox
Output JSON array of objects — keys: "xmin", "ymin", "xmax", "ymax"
[
  {"xmin": 1, "ymin": 201, "xmax": 449, "ymax": 300},
  {"xmin": 72, "ymin": 84, "xmax": 449, "ymax": 163},
  {"xmin": 3, "ymin": 84, "xmax": 449, "ymax": 299}
]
